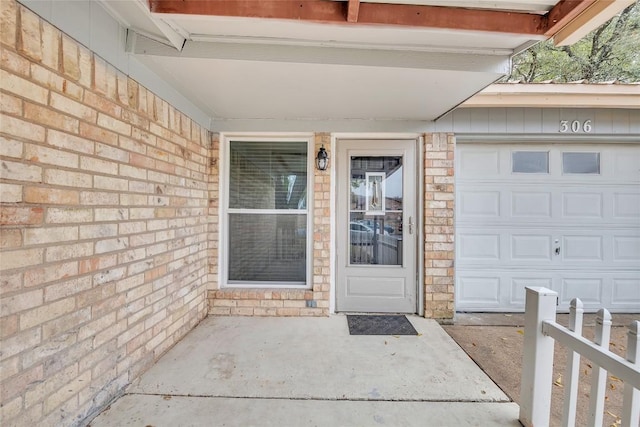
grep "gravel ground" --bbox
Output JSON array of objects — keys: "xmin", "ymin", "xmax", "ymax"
[{"xmin": 443, "ymin": 313, "xmax": 638, "ymax": 427}]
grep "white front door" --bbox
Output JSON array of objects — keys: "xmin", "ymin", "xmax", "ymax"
[{"xmin": 336, "ymin": 139, "xmax": 418, "ymax": 313}]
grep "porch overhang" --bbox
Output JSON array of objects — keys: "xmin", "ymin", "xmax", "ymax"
[{"xmin": 99, "ymin": 0, "xmax": 633, "ymax": 127}]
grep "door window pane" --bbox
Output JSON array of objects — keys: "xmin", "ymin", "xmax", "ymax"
[
  {"xmin": 512, "ymin": 151, "xmax": 549, "ymax": 173},
  {"xmin": 563, "ymin": 152, "xmax": 600, "ymax": 174},
  {"xmin": 349, "ymin": 156, "xmax": 403, "ymax": 266}
]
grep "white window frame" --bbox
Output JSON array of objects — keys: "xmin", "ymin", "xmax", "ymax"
[{"xmin": 219, "ymin": 134, "xmax": 314, "ymax": 289}]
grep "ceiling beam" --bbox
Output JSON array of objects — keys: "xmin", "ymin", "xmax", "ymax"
[
  {"xmin": 347, "ymin": 0, "xmax": 360, "ymax": 23},
  {"xmin": 148, "ymin": 0, "xmax": 548, "ymax": 35},
  {"xmin": 355, "ymin": 2, "xmax": 544, "ymax": 34},
  {"xmin": 543, "ymin": 0, "xmax": 597, "ymax": 36},
  {"xmin": 551, "ymin": 0, "xmax": 635, "ymax": 46}
]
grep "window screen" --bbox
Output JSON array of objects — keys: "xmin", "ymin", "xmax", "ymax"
[{"xmin": 227, "ymin": 141, "xmax": 308, "ymax": 285}]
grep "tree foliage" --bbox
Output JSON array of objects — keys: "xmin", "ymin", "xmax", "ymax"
[{"xmin": 505, "ymin": 2, "xmax": 640, "ymax": 83}]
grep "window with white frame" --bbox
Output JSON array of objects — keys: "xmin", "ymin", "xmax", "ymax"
[{"xmin": 225, "ymin": 139, "xmax": 311, "ymax": 287}]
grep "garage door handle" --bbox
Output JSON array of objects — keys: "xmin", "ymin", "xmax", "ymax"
[{"xmin": 555, "ymin": 246, "xmax": 561, "ymax": 255}]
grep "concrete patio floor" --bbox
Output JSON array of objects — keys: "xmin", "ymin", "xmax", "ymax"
[{"xmin": 89, "ymin": 315, "xmax": 520, "ymax": 426}]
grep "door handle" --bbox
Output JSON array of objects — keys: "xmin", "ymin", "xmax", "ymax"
[
  {"xmin": 554, "ymin": 239, "xmax": 560, "ymax": 255},
  {"xmin": 408, "ymin": 216, "xmax": 414, "ymax": 235}
]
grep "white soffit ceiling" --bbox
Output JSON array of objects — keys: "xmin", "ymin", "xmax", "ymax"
[{"xmin": 102, "ymin": 0, "xmax": 557, "ymax": 123}]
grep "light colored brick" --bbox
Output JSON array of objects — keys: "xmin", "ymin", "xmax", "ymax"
[
  {"xmin": 80, "ymin": 191, "xmax": 119, "ymax": 206},
  {"xmin": 0, "ymin": 160, "xmax": 41, "ymax": 182},
  {"xmin": 44, "ymin": 369, "xmax": 91, "ymax": 413},
  {"xmin": 0, "ymin": 206, "xmax": 43, "ymax": 225},
  {"xmin": 0, "ymin": 247, "xmax": 43, "ymax": 271},
  {"xmin": 47, "ymin": 129, "xmax": 94, "ymax": 155},
  {"xmin": 96, "ymin": 143, "xmax": 128, "ymax": 163},
  {"xmin": 23, "ymin": 261, "xmax": 78, "ymax": 288},
  {"xmin": 1, "ymin": 44, "xmax": 30, "ymax": 75},
  {"xmin": 42, "ymin": 276, "xmax": 92, "ymax": 302},
  {"xmin": 97, "ymin": 113, "xmax": 131, "ymax": 136},
  {"xmin": 95, "ymin": 237, "xmax": 128, "ymax": 254},
  {"xmin": 80, "ymin": 157, "xmax": 117, "ymax": 175},
  {"xmin": 45, "ymin": 241, "xmax": 93, "ymax": 263},
  {"xmin": 0, "ymin": 136, "xmax": 24, "ymax": 158},
  {"xmin": 79, "ymin": 122, "xmax": 118, "ymax": 146},
  {"xmin": 61, "ymin": 34, "xmax": 80, "ymax": 81},
  {"xmin": 93, "ymin": 267, "xmax": 125, "ymax": 285},
  {"xmin": 50, "ymin": 92, "xmax": 96, "ymax": 122},
  {"xmin": 79, "ymin": 223, "xmax": 117, "ymax": 240},
  {"xmin": 0, "ymin": 183, "xmax": 23, "ymax": 202},
  {"xmin": 46, "ymin": 207, "xmax": 92, "ymax": 224},
  {"xmin": 94, "ymin": 175, "xmax": 128, "ymax": 192},
  {"xmin": 24, "ymin": 187, "xmax": 79, "ymax": 205},
  {"xmin": 23, "ymin": 362, "xmax": 76, "ymax": 409},
  {"xmin": 0, "ymin": 0, "xmax": 17, "ymax": 47},
  {"xmin": 0, "ymin": 288, "xmax": 43, "ymax": 316},
  {"xmin": 0, "ymin": 92, "xmax": 22, "ymax": 115},
  {"xmin": 94, "ymin": 208, "xmax": 128, "ymax": 222},
  {"xmin": 93, "ymin": 57, "xmax": 117, "ymax": 99},
  {"xmin": 0, "ymin": 327, "xmax": 41, "ymax": 364},
  {"xmin": 0, "ymin": 229, "xmax": 22, "ymax": 249},
  {"xmin": 20, "ymin": 297, "xmax": 76, "ymax": 330},
  {"xmin": 44, "ymin": 169, "xmax": 92, "ymax": 188},
  {"xmin": 23, "ymin": 225, "xmax": 78, "ymax": 246},
  {"xmin": 18, "ymin": 5, "xmax": 42, "ymax": 61},
  {"xmin": 0, "ymin": 114, "xmax": 45, "ymax": 142},
  {"xmin": 25, "ymin": 144, "xmax": 77, "ymax": 169},
  {"xmin": 40, "ymin": 20, "xmax": 59, "ymax": 70},
  {"xmin": 24, "ymin": 102, "xmax": 79, "ymax": 134}
]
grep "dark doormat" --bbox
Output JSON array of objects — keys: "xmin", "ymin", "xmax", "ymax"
[{"xmin": 347, "ymin": 315, "xmax": 418, "ymax": 335}]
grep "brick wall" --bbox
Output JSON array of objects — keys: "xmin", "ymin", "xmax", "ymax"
[
  {"xmin": 423, "ymin": 133, "xmax": 455, "ymax": 319},
  {"xmin": 0, "ymin": 1, "xmax": 210, "ymax": 425},
  {"xmin": 206, "ymin": 133, "xmax": 331, "ymax": 316}
]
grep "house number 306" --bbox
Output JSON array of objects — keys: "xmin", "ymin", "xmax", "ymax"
[{"xmin": 560, "ymin": 120, "xmax": 592, "ymax": 133}]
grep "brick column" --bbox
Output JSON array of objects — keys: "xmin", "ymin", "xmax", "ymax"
[
  {"xmin": 423, "ymin": 133, "xmax": 455, "ymax": 319},
  {"xmin": 207, "ymin": 133, "xmax": 220, "ymax": 290},
  {"xmin": 312, "ymin": 133, "xmax": 331, "ymax": 314}
]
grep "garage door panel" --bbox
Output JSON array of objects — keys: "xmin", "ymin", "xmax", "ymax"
[
  {"xmin": 613, "ymin": 236, "xmax": 640, "ymax": 261},
  {"xmin": 512, "ymin": 192, "xmax": 552, "ymax": 218},
  {"xmin": 456, "ymin": 143, "xmax": 640, "ymax": 313},
  {"xmin": 511, "ymin": 235, "xmax": 552, "ymax": 260},
  {"xmin": 459, "ymin": 234, "xmax": 500, "ymax": 260},
  {"xmin": 612, "ymin": 150, "xmax": 640, "ymax": 180},
  {"xmin": 459, "ymin": 191, "xmax": 500, "ymax": 218},
  {"xmin": 612, "ymin": 278, "xmax": 640, "ymax": 305},
  {"xmin": 458, "ymin": 276, "xmax": 501, "ymax": 306},
  {"xmin": 614, "ymin": 193, "xmax": 640, "ymax": 219},
  {"xmin": 562, "ymin": 236, "xmax": 603, "ymax": 261},
  {"xmin": 562, "ymin": 192, "xmax": 603, "ymax": 218},
  {"xmin": 458, "ymin": 150, "xmax": 500, "ymax": 177},
  {"xmin": 561, "ymin": 278, "xmax": 603, "ymax": 305}
]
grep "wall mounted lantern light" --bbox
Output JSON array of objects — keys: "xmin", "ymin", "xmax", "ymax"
[{"xmin": 316, "ymin": 145, "xmax": 329, "ymax": 171}]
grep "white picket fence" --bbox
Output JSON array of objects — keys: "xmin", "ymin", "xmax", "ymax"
[{"xmin": 519, "ymin": 287, "xmax": 639, "ymax": 427}]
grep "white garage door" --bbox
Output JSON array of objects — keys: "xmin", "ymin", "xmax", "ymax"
[{"xmin": 456, "ymin": 143, "xmax": 640, "ymax": 312}]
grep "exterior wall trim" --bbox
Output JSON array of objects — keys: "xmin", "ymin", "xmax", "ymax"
[{"xmin": 455, "ymin": 134, "xmax": 640, "ymax": 143}]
